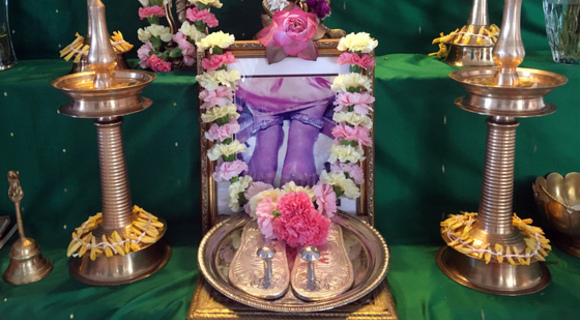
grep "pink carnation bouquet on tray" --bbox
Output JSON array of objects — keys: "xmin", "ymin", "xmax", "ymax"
[{"xmin": 136, "ymin": 0, "xmax": 223, "ymax": 71}]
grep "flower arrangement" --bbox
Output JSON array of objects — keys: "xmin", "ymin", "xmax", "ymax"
[
  {"xmin": 198, "ymin": 30, "xmax": 378, "ymax": 248},
  {"xmin": 137, "ymin": 0, "xmax": 223, "ymax": 71}
]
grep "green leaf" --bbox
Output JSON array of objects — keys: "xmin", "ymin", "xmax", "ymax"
[
  {"xmin": 230, "ymin": 176, "xmax": 239, "ymax": 183},
  {"xmin": 349, "ymin": 65, "xmax": 363, "ymax": 73},
  {"xmin": 198, "ymin": 3, "xmax": 211, "ymax": 10},
  {"xmin": 150, "ymin": 36, "xmax": 162, "ymax": 50},
  {"xmin": 212, "ymin": 47, "xmax": 224, "ymax": 55},
  {"xmin": 348, "ymin": 105, "xmax": 355, "ymax": 112},
  {"xmin": 222, "ymin": 138, "xmax": 232, "ymax": 145},
  {"xmin": 238, "ymin": 192, "xmax": 248, "ymax": 204},
  {"xmin": 347, "ymin": 86, "xmax": 361, "ymax": 93},
  {"xmin": 332, "ymin": 185, "xmax": 344, "ymax": 198},
  {"xmin": 342, "ymin": 140, "xmax": 358, "ymax": 147},
  {"xmin": 216, "ymin": 115, "xmax": 230, "ymax": 126},
  {"xmin": 194, "ymin": 20, "xmax": 207, "ymax": 32},
  {"xmin": 169, "ymin": 47, "xmax": 183, "ymax": 58},
  {"xmin": 222, "ymin": 154, "xmax": 236, "ymax": 162},
  {"xmin": 272, "ymin": 209, "xmax": 281, "ymax": 218}
]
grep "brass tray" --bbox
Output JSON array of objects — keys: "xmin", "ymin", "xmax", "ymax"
[{"xmin": 197, "ymin": 212, "xmax": 389, "ymax": 312}]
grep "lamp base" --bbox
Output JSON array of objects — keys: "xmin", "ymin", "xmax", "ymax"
[
  {"xmin": 69, "ymin": 240, "xmax": 171, "ymax": 286},
  {"xmin": 436, "ymin": 246, "xmax": 550, "ymax": 295}
]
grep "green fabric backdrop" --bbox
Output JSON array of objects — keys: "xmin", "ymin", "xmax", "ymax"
[{"xmin": 1, "ymin": 0, "xmax": 580, "ymax": 319}]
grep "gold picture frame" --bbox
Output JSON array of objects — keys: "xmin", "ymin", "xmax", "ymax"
[{"xmin": 197, "ymin": 39, "xmax": 376, "ymax": 234}]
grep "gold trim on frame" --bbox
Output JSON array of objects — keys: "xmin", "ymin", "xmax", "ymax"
[{"xmin": 198, "ymin": 39, "xmax": 377, "ymax": 234}]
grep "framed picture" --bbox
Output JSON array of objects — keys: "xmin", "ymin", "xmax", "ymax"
[{"xmin": 198, "ymin": 39, "xmax": 376, "ymax": 234}]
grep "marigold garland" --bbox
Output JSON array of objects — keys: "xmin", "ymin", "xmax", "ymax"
[
  {"xmin": 441, "ymin": 212, "xmax": 551, "ymax": 265},
  {"xmin": 66, "ymin": 206, "xmax": 164, "ymax": 260}
]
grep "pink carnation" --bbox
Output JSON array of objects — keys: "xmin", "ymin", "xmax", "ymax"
[
  {"xmin": 244, "ymin": 182, "xmax": 274, "ymax": 203},
  {"xmin": 334, "ymin": 92, "xmax": 375, "ymax": 115},
  {"xmin": 256, "ymin": 198, "xmax": 276, "ymax": 239},
  {"xmin": 272, "ymin": 192, "xmax": 330, "ymax": 248},
  {"xmin": 337, "ymin": 52, "xmax": 376, "ymax": 70},
  {"xmin": 331, "ymin": 162, "xmax": 364, "ymax": 184},
  {"xmin": 138, "ymin": 5, "xmax": 166, "ymax": 20},
  {"xmin": 332, "ymin": 124, "xmax": 372, "ymax": 147},
  {"xmin": 212, "ymin": 160, "xmax": 248, "ymax": 182},
  {"xmin": 173, "ymin": 32, "xmax": 196, "ymax": 67},
  {"xmin": 137, "ymin": 42, "xmax": 154, "ymax": 69},
  {"xmin": 314, "ymin": 183, "xmax": 337, "ymax": 219},
  {"xmin": 147, "ymin": 54, "xmax": 172, "ymax": 72},
  {"xmin": 186, "ymin": 7, "xmax": 219, "ymax": 28},
  {"xmin": 201, "ymin": 52, "xmax": 237, "ymax": 71},
  {"xmin": 199, "ymin": 86, "xmax": 234, "ymax": 110},
  {"xmin": 205, "ymin": 120, "xmax": 240, "ymax": 141}
]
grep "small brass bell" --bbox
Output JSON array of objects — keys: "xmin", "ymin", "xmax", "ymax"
[{"xmin": 3, "ymin": 171, "xmax": 53, "ymax": 285}]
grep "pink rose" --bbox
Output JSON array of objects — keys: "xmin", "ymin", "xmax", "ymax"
[
  {"xmin": 173, "ymin": 32, "xmax": 196, "ymax": 67},
  {"xmin": 186, "ymin": 7, "xmax": 219, "ymax": 28},
  {"xmin": 137, "ymin": 42, "xmax": 154, "ymax": 69},
  {"xmin": 332, "ymin": 124, "xmax": 372, "ymax": 147},
  {"xmin": 199, "ymin": 86, "xmax": 234, "ymax": 109},
  {"xmin": 334, "ymin": 92, "xmax": 375, "ymax": 115},
  {"xmin": 138, "ymin": 5, "xmax": 166, "ymax": 20},
  {"xmin": 256, "ymin": 198, "xmax": 276, "ymax": 239},
  {"xmin": 205, "ymin": 120, "xmax": 240, "ymax": 141},
  {"xmin": 258, "ymin": 7, "xmax": 321, "ymax": 61},
  {"xmin": 201, "ymin": 52, "xmax": 237, "ymax": 71},
  {"xmin": 314, "ymin": 183, "xmax": 337, "ymax": 219},
  {"xmin": 272, "ymin": 192, "xmax": 330, "ymax": 247},
  {"xmin": 331, "ymin": 162, "xmax": 364, "ymax": 184},
  {"xmin": 212, "ymin": 159, "xmax": 248, "ymax": 182},
  {"xmin": 337, "ymin": 52, "xmax": 376, "ymax": 70},
  {"xmin": 147, "ymin": 54, "xmax": 172, "ymax": 72}
]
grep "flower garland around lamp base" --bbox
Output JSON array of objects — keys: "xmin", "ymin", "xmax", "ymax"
[
  {"xmin": 197, "ymin": 30, "xmax": 378, "ymax": 248},
  {"xmin": 440, "ymin": 212, "xmax": 551, "ymax": 266},
  {"xmin": 59, "ymin": 31, "xmax": 133, "ymax": 63},
  {"xmin": 66, "ymin": 206, "xmax": 164, "ymax": 261}
]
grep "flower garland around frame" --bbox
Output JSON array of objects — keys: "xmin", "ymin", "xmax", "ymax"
[
  {"xmin": 197, "ymin": 30, "xmax": 378, "ymax": 248},
  {"xmin": 440, "ymin": 212, "xmax": 551, "ymax": 265},
  {"xmin": 137, "ymin": 0, "xmax": 223, "ymax": 71}
]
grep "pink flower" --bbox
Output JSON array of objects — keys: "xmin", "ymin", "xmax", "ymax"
[
  {"xmin": 256, "ymin": 198, "xmax": 276, "ymax": 239},
  {"xmin": 199, "ymin": 86, "xmax": 234, "ymax": 109},
  {"xmin": 332, "ymin": 124, "xmax": 372, "ymax": 147},
  {"xmin": 205, "ymin": 120, "xmax": 240, "ymax": 141},
  {"xmin": 337, "ymin": 52, "xmax": 376, "ymax": 70},
  {"xmin": 138, "ymin": 5, "xmax": 166, "ymax": 20},
  {"xmin": 314, "ymin": 183, "xmax": 337, "ymax": 218},
  {"xmin": 334, "ymin": 92, "xmax": 375, "ymax": 115},
  {"xmin": 244, "ymin": 182, "xmax": 274, "ymax": 204},
  {"xmin": 137, "ymin": 42, "xmax": 154, "ymax": 69},
  {"xmin": 185, "ymin": 7, "xmax": 219, "ymax": 28},
  {"xmin": 272, "ymin": 192, "xmax": 330, "ymax": 247},
  {"xmin": 258, "ymin": 7, "xmax": 321, "ymax": 62},
  {"xmin": 331, "ymin": 162, "xmax": 364, "ymax": 184},
  {"xmin": 146, "ymin": 54, "xmax": 172, "ymax": 72},
  {"xmin": 173, "ymin": 32, "xmax": 196, "ymax": 67},
  {"xmin": 212, "ymin": 159, "xmax": 248, "ymax": 182},
  {"xmin": 201, "ymin": 52, "xmax": 237, "ymax": 71}
]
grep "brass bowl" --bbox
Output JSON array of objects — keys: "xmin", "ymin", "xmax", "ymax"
[{"xmin": 533, "ymin": 172, "xmax": 580, "ymax": 257}]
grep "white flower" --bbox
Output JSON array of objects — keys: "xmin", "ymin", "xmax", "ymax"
[
  {"xmin": 267, "ymin": 0, "xmax": 290, "ymax": 11},
  {"xmin": 196, "ymin": 69, "xmax": 241, "ymax": 91},
  {"xmin": 189, "ymin": 0, "xmax": 223, "ymax": 8},
  {"xmin": 137, "ymin": 25, "xmax": 172, "ymax": 43},
  {"xmin": 229, "ymin": 176, "xmax": 253, "ymax": 212},
  {"xmin": 329, "ymin": 144, "xmax": 365, "ymax": 163},
  {"xmin": 319, "ymin": 171, "xmax": 360, "ymax": 200},
  {"xmin": 207, "ymin": 140, "xmax": 246, "ymax": 161},
  {"xmin": 331, "ymin": 73, "xmax": 372, "ymax": 92},
  {"xmin": 247, "ymin": 188, "xmax": 281, "ymax": 218},
  {"xmin": 201, "ymin": 104, "xmax": 239, "ymax": 123},
  {"xmin": 332, "ymin": 111, "xmax": 372, "ymax": 128},
  {"xmin": 281, "ymin": 181, "xmax": 315, "ymax": 199},
  {"xmin": 139, "ymin": 0, "xmax": 149, "ymax": 6},
  {"xmin": 179, "ymin": 21, "xmax": 205, "ymax": 43},
  {"xmin": 337, "ymin": 32, "xmax": 378, "ymax": 53},
  {"xmin": 197, "ymin": 31, "xmax": 235, "ymax": 51}
]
